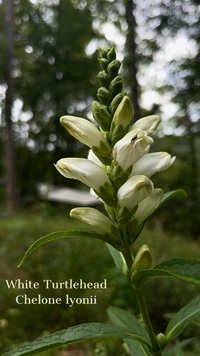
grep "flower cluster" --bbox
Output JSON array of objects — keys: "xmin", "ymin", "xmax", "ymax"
[{"xmin": 55, "ymin": 46, "xmax": 175, "ymax": 252}]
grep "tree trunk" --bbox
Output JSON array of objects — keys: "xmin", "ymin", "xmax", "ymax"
[
  {"xmin": 125, "ymin": 0, "xmax": 140, "ymax": 122},
  {"xmin": 5, "ymin": 0, "xmax": 17, "ymax": 211}
]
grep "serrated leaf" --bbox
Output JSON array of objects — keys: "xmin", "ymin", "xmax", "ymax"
[
  {"xmin": 107, "ymin": 307, "xmax": 151, "ymax": 356},
  {"xmin": 131, "ymin": 258, "xmax": 200, "ymax": 286},
  {"xmin": 18, "ymin": 230, "xmax": 122, "ymax": 267},
  {"xmin": 2, "ymin": 322, "xmax": 151, "ymax": 356},
  {"xmin": 106, "ymin": 244, "xmax": 125, "ymax": 269},
  {"xmin": 159, "ymin": 189, "xmax": 186, "ymax": 206},
  {"xmin": 165, "ymin": 296, "xmax": 200, "ymax": 343}
]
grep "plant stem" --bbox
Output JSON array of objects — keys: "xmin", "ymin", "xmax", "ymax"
[
  {"xmin": 134, "ymin": 286, "xmax": 161, "ymax": 355},
  {"xmin": 122, "ymin": 247, "xmax": 133, "ymax": 271}
]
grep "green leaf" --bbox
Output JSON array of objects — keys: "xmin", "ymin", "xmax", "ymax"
[
  {"xmin": 107, "ymin": 307, "xmax": 151, "ymax": 356},
  {"xmin": 163, "ymin": 338, "xmax": 195, "ymax": 356},
  {"xmin": 2, "ymin": 323, "xmax": 151, "ymax": 356},
  {"xmin": 159, "ymin": 189, "xmax": 186, "ymax": 206},
  {"xmin": 165, "ymin": 296, "xmax": 200, "ymax": 343},
  {"xmin": 18, "ymin": 230, "xmax": 122, "ymax": 267},
  {"xmin": 131, "ymin": 258, "xmax": 200, "ymax": 286},
  {"xmin": 106, "ymin": 244, "xmax": 125, "ymax": 270}
]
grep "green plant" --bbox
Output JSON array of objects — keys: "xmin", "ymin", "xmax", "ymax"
[{"xmin": 3, "ymin": 46, "xmax": 200, "ymax": 356}]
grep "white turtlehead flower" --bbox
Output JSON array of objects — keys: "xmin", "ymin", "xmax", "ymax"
[
  {"xmin": 113, "ymin": 129, "xmax": 154, "ymax": 171},
  {"xmin": 87, "ymin": 149, "xmax": 102, "ymax": 166},
  {"xmin": 60, "ymin": 115, "xmax": 105, "ymax": 149},
  {"xmin": 55, "ymin": 158, "xmax": 111, "ymax": 192},
  {"xmin": 130, "ymin": 115, "xmax": 161, "ymax": 135},
  {"xmin": 70, "ymin": 207, "xmax": 115, "ymax": 236},
  {"xmin": 134, "ymin": 189, "xmax": 163, "ymax": 225},
  {"xmin": 117, "ymin": 175, "xmax": 154, "ymax": 211},
  {"xmin": 130, "ymin": 152, "xmax": 176, "ymax": 178}
]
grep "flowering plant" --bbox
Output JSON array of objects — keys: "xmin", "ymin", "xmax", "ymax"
[{"xmin": 5, "ymin": 46, "xmax": 200, "ymax": 356}]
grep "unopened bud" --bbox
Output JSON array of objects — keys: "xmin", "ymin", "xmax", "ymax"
[
  {"xmin": 92, "ymin": 101, "xmax": 111, "ymax": 131},
  {"xmin": 107, "ymin": 60, "xmax": 121, "ymax": 78},
  {"xmin": 107, "ymin": 47, "xmax": 116, "ymax": 62},
  {"xmin": 98, "ymin": 58, "xmax": 109, "ymax": 71},
  {"xmin": 97, "ymin": 71, "xmax": 111, "ymax": 87},
  {"xmin": 122, "ymin": 264, "xmax": 130, "ymax": 279},
  {"xmin": 109, "ymin": 76, "xmax": 122, "ymax": 95},
  {"xmin": 113, "ymin": 96, "xmax": 133, "ymax": 129},
  {"xmin": 109, "ymin": 93, "xmax": 124, "ymax": 114},
  {"xmin": 132, "ymin": 245, "xmax": 153, "ymax": 272},
  {"xmin": 99, "ymin": 47, "xmax": 109, "ymax": 58},
  {"xmin": 97, "ymin": 87, "xmax": 113, "ymax": 106},
  {"xmin": 156, "ymin": 333, "xmax": 166, "ymax": 348}
]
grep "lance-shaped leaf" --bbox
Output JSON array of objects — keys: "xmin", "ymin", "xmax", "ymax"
[
  {"xmin": 132, "ymin": 258, "xmax": 200, "ymax": 286},
  {"xmin": 159, "ymin": 190, "xmax": 187, "ymax": 206},
  {"xmin": 18, "ymin": 230, "xmax": 124, "ymax": 267},
  {"xmin": 107, "ymin": 307, "xmax": 151, "ymax": 356},
  {"xmin": 106, "ymin": 244, "xmax": 125, "ymax": 270},
  {"xmin": 2, "ymin": 323, "xmax": 151, "ymax": 356},
  {"xmin": 165, "ymin": 296, "xmax": 200, "ymax": 343}
]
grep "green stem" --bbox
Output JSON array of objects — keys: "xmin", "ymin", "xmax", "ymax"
[
  {"xmin": 134, "ymin": 286, "xmax": 161, "ymax": 355},
  {"xmin": 122, "ymin": 247, "xmax": 133, "ymax": 271}
]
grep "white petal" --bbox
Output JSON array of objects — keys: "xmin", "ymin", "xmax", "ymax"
[
  {"xmin": 70, "ymin": 207, "xmax": 113, "ymax": 235},
  {"xmin": 87, "ymin": 149, "xmax": 102, "ymax": 166},
  {"xmin": 55, "ymin": 158, "xmax": 110, "ymax": 192},
  {"xmin": 60, "ymin": 115, "xmax": 104, "ymax": 148},
  {"xmin": 117, "ymin": 175, "xmax": 154, "ymax": 210},
  {"xmin": 130, "ymin": 115, "xmax": 161, "ymax": 135},
  {"xmin": 130, "ymin": 152, "xmax": 176, "ymax": 178},
  {"xmin": 113, "ymin": 129, "xmax": 154, "ymax": 171},
  {"xmin": 134, "ymin": 189, "xmax": 163, "ymax": 225}
]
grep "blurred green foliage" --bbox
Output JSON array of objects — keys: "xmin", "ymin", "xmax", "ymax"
[{"xmin": 0, "ymin": 206, "xmax": 200, "ymax": 355}]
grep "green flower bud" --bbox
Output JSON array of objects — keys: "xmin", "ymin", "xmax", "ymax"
[
  {"xmin": 107, "ymin": 60, "xmax": 121, "ymax": 78},
  {"xmin": 122, "ymin": 264, "xmax": 130, "ymax": 279},
  {"xmin": 156, "ymin": 333, "xmax": 166, "ymax": 349},
  {"xmin": 99, "ymin": 47, "xmax": 109, "ymax": 58},
  {"xmin": 92, "ymin": 101, "xmax": 112, "ymax": 131},
  {"xmin": 98, "ymin": 58, "xmax": 109, "ymax": 71},
  {"xmin": 132, "ymin": 245, "xmax": 153, "ymax": 272},
  {"xmin": 109, "ymin": 93, "xmax": 124, "ymax": 114},
  {"xmin": 97, "ymin": 71, "xmax": 111, "ymax": 87},
  {"xmin": 112, "ymin": 96, "xmax": 133, "ymax": 129},
  {"xmin": 97, "ymin": 87, "xmax": 113, "ymax": 105},
  {"xmin": 107, "ymin": 47, "xmax": 116, "ymax": 62},
  {"xmin": 109, "ymin": 76, "xmax": 122, "ymax": 95}
]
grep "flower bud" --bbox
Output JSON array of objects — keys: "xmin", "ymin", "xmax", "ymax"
[
  {"xmin": 60, "ymin": 115, "xmax": 105, "ymax": 149},
  {"xmin": 156, "ymin": 333, "xmax": 166, "ymax": 349},
  {"xmin": 97, "ymin": 71, "xmax": 111, "ymax": 87},
  {"xmin": 107, "ymin": 59, "xmax": 121, "ymax": 78},
  {"xmin": 99, "ymin": 47, "xmax": 109, "ymax": 58},
  {"xmin": 132, "ymin": 245, "xmax": 153, "ymax": 272},
  {"xmin": 130, "ymin": 152, "xmax": 176, "ymax": 178},
  {"xmin": 112, "ymin": 96, "xmax": 133, "ymax": 129},
  {"xmin": 97, "ymin": 58, "xmax": 109, "ymax": 71},
  {"xmin": 117, "ymin": 175, "xmax": 154, "ymax": 211},
  {"xmin": 109, "ymin": 76, "xmax": 122, "ymax": 95},
  {"xmin": 109, "ymin": 93, "xmax": 124, "ymax": 114},
  {"xmin": 107, "ymin": 47, "xmax": 116, "ymax": 62},
  {"xmin": 92, "ymin": 101, "xmax": 112, "ymax": 131},
  {"xmin": 134, "ymin": 189, "xmax": 163, "ymax": 225},
  {"xmin": 130, "ymin": 115, "xmax": 161, "ymax": 135},
  {"xmin": 112, "ymin": 129, "xmax": 154, "ymax": 172},
  {"xmin": 97, "ymin": 87, "xmax": 113, "ymax": 105},
  {"xmin": 70, "ymin": 207, "xmax": 120, "ymax": 241}
]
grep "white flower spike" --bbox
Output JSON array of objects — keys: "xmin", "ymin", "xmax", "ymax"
[
  {"xmin": 134, "ymin": 188, "xmax": 163, "ymax": 225},
  {"xmin": 130, "ymin": 152, "xmax": 176, "ymax": 178},
  {"xmin": 117, "ymin": 175, "xmax": 154, "ymax": 211},
  {"xmin": 130, "ymin": 115, "xmax": 161, "ymax": 135},
  {"xmin": 113, "ymin": 129, "xmax": 154, "ymax": 171}
]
